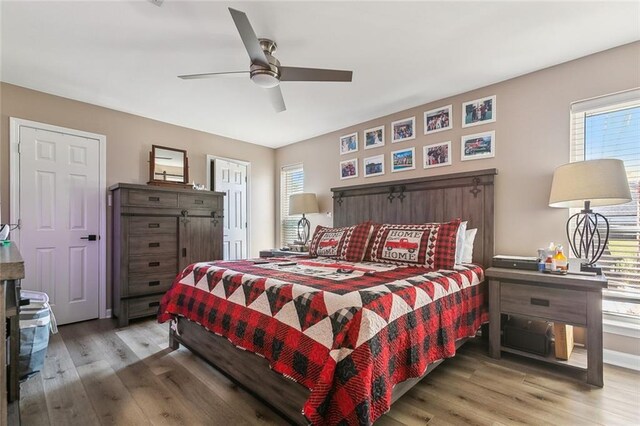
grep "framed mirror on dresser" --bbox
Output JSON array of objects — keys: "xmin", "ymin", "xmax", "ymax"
[{"xmin": 148, "ymin": 144, "xmax": 191, "ymax": 188}]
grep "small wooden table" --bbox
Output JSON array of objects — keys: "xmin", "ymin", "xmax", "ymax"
[
  {"xmin": 0, "ymin": 242, "xmax": 24, "ymax": 426},
  {"xmin": 486, "ymin": 267, "xmax": 607, "ymax": 387}
]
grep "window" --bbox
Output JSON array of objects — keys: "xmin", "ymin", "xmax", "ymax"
[
  {"xmin": 570, "ymin": 89, "xmax": 640, "ymax": 318},
  {"xmin": 280, "ymin": 164, "xmax": 304, "ymax": 246}
]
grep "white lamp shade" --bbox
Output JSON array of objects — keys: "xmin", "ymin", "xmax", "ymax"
[
  {"xmin": 289, "ymin": 193, "xmax": 319, "ymax": 215},
  {"xmin": 549, "ymin": 159, "xmax": 631, "ymax": 208}
]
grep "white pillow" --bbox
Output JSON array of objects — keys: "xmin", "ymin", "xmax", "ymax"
[
  {"xmin": 454, "ymin": 221, "xmax": 468, "ymax": 264},
  {"xmin": 461, "ymin": 228, "xmax": 477, "ymax": 263}
]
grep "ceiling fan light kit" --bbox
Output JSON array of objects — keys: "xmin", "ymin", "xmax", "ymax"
[{"xmin": 178, "ymin": 8, "xmax": 353, "ymax": 112}]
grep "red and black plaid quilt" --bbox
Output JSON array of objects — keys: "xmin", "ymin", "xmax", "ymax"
[{"xmin": 158, "ymin": 257, "xmax": 487, "ymax": 425}]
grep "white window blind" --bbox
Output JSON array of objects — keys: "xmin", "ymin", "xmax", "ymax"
[
  {"xmin": 280, "ymin": 164, "xmax": 304, "ymax": 246},
  {"xmin": 570, "ymin": 90, "xmax": 640, "ymax": 310}
]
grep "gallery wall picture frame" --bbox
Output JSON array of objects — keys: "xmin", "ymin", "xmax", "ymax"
[
  {"xmin": 423, "ymin": 141, "xmax": 452, "ymax": 169},
  {"xmin": 340, "ymin": 158, "xmax": 359, "ymax": 179},
  {"xmin": 424, "ymin": 105, "xmax": 453, "ymax": 134},
  {"xmin": 364, "ymin": 125, "xmax": 385, "ymax": 150},
  {"xmin": 461, "ymin": 131, "xmax": 495, "ymax": 161},
  {"xmin": 339, "ymin": 132, "xmax": 358, "ymax": 155},
  {"xmin": 391, "ymin": 116, "xmax": 416, "ymax": 143},
  {"xmin": 462, "ymin": 95, "xmax": 496, "ymax": 128},
  {"xmin": 363, "ymin": 154, "xmax": 385, "ymax": 177},
  {"xmin": 391, "ymin": 147, "xmax": 416, "ymax": 172}
]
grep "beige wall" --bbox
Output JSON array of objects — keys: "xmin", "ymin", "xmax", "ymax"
[
  {"xmin": 275, "ymin": 42, "xmax": 640, "ymax": 255},
  {"xmin": 0, "ymin": 82, "xmax": 275, "ymax": 307}
]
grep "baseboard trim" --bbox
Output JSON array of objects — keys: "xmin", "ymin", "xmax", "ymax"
[
  {"xmin": 604, "ymin": 349, "xmax": 640, "ymax": 371},
  {"xmin": 102, "ymin": 309, "xmax": 112, "ymax": 319}
]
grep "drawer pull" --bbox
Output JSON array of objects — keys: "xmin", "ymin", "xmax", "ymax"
[
  {"xmin": 530, "ymin": 298, "xmax": 550, "ymax": 307},
  {"xmin": 194, "ymin": 199, "xmax": 204, "ymax": 205},
  {"xmin": 148, "ymin": 281, "xmax": 160, "ymax": 287},
  {"xmin": 148, "ymin": 242, "xmax": 160, "ymax": 248},
  {"xmin": 148, "ymin": 196, "xmax": 160, "ymax": 202},
  {"xmin": 148, "ymin": 301, "xmax": 160, "ymax": 308},
  {"xmin": 148, "ymin": 223, "xmax": 160, "ymax": 228},
  {"xmin": 182, "ymin": 248, "xmax": 187, "ymax": 257},
  {"xmin": 148, "ymin": 262, "xmax": 160, "ymax": 267}
]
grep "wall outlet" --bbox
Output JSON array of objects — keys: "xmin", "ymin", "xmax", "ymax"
[{"xmin": 326, "ymin": 212, "xmax": 332, "ymax": 218}]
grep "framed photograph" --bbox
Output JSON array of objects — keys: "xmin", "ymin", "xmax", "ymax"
[
  {"xmin": 462, "ymin": 95, "xmax": 496, "ymax": 128},
  {"xmin": 423, "ymin": 141, "xmax": 452, "ymax": 169},
  {"xmin": 340, "ymin": 158, "xmax": 358, "ymax": 179},
  {"xmin": 339, "ymin": 132, "xmax": 358, "ymax": 155},
  {"xmin": 391, "ymin": 117, "xmax": 416, "ymax": 143},
  {"xmin": 363, "ymin": 154, "xmax": 384, "ymax": 177},
  {"xmin": 364, "ymin": 125, "xmax": 385, "ymax": 150},
  {"xmin": 461, "ymin": 131, "xmax": 495, "ymax": 161},
  {"xmin": 391, "ymin": 147, "xmax": 416, "ymax": 172},
  {"xmin": 424, "ymin": 105, "xmax": 453, "ymax": 134}
]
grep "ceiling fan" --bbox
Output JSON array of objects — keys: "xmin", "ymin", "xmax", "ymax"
[{"xmin": 178, "ymin": 8, "xmax": 353, "ymax": 112}]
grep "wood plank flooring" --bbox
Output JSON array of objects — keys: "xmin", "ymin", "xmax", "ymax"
[{"xmin": 17, "ymin": 318, "xmax": 640, "ymax": 425}]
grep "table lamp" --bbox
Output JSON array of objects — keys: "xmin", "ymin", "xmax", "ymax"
[
  {"xmin": 549, "ymin": 159, "xmax": 631, "ymax": 273},
  {"xmin": 289, "ymin": 192, "xmax": 319, "ymax": 246}
]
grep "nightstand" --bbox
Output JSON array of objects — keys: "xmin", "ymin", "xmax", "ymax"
[
  {"xmin": 259, "ymin": 249, "xmax": 309, "ymax": 258},
  {"xmin": 486, "ymin": 267, "xmax": 608, "ymax": 387}
]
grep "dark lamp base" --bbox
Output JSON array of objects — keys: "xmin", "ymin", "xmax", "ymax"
[{"xmin": 580, "ymin": 264, "xmax": 603, "ymax": 275}]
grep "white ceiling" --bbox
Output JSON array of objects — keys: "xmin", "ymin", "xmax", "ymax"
[{"xmin": 1, "ymin": 1, "xmax": 638, "ymax": 148}]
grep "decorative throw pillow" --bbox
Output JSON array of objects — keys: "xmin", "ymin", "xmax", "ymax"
[
  {"xmin": 365, "ymin": 219, "xmax": 461, "ymax": 269},
  {"xmin": 308, "ymin": 222, "xmax": 374, "ymax": 262}
]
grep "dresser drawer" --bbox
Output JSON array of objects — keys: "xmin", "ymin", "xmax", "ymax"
[
  {"xmin": 127, "ymin": 189, "xmax": 178, "ymax": 207},
  {"xmin": 178, "ymin": 193, "xmax": 218, "ymax": 210},
  {"xmin": 129, "ymin": 216, "xmax": 177, "ymax": 235},
  {"xmin": 126, "ymin": 294, "xmax": 164, "ymax": 319},
  {"xmin": 129, "ymin": 255, "xmax": 178, "ymax": 275},
  {"xmin": 129, "ymin": 234, "xmax": 177, "ymax": 255},
  {"xmin": 500, "ymin": 282, "xmax": 587, "ymax": 326},
  {"xmin": 126, "ymin": 273, "xmax": 175, "ymax": 297}
]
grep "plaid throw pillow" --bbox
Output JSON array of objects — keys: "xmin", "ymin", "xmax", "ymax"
[
  {"xmin": 364, "ymin": 219, "xmax": 461, "ymax": 269},
  {"xmin": 309, "ymin": 222, "xmax": 374, "ymax": 262}
]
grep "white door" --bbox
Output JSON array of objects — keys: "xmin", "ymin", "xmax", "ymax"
[
  {"xmin": 18, "ymin": 126, "xmax": 101, "ymax": 325},
  {"xmin": 214, "ymin": 159, "xmax": 248, "ymax": 260}
]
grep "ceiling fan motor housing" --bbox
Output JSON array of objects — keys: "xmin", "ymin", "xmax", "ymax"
[{"xmin": 250, "ymin": 39, "xmax": 281, "ymax": 88}]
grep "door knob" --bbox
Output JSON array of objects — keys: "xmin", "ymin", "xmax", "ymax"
[{"xmin": 80, "ymin": 234, "xmax": 99, "ymax": 241}]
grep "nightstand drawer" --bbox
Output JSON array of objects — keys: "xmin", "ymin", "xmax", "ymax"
[{"xmin": 500, "ymin": 283, "xmax": 587, "ymax": 326}]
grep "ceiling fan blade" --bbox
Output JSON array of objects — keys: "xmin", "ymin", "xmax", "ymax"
[
  {"xmin": 267, "ymin": 86, "xmax": 286, "ymax": 113},
  {"xmin": 228, "ymin": 8, "xmax": 269, "ymax": 67},
  {"xmin": 178, "ymin": 71, "xmax": 249, "ymax": 80},
  {"xmin": 280, "ymin": 66, "xmax": 353, "ymax": 82}
]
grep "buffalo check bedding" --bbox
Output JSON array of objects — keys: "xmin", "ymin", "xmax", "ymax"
[{"xmin": 158, "ymin": 256, "xmax": 487, "ymax": 425}]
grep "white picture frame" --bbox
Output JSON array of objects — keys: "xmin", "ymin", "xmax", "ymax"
[
  {"xmin": 391, "ymin": 116, "xmax": 416, "ymax": 143},
  {"xmin": 424, "ymin": 105, "xmax": 453, "ymax": 134},
  {"xmin": 462, "ymin": 95, "xmax": 496, "ymax": 128},
  {"xmin": 340, "ymin": 158, "xmax": 358, "ymax": 179},
  {"xmin": 423, "ymin": 141, "xmax": 452, "ymax": 169},
  {"xmin": 391, "ymin": 147, "xmax": 416, "ymax": 172},
  {"xmin": 461, "ymin": 131, "xmax": 495, "ymax": 161},
  {"xmin": 339, "ymin": 132, "xmax": 358, "ymax": 155},
  {"xmin": 364, "ymin": 125, "xmax": 385, "ymax": 150},
  {"xmin": 363, "ymin": 154, "xmax": 385, "ymax": 177}
]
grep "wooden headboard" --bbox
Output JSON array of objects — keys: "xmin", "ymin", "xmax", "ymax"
[{"xmin": 331, "ymin": 169, "xmax": 497, "ymax": 267}]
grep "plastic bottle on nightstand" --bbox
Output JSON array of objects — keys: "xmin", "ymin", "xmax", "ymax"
[{"xmin": 554, "ymin": 245, "xmax": 568, "ymax": 271}]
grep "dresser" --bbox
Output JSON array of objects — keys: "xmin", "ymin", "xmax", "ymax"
[{"xmin": 111, "ymin": 184, "xmax": 224, "ymax": 327}]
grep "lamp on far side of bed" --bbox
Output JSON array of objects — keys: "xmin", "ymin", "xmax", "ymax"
[
  {"xmin": 549, "ymin": 159, "xmax": 631, "ymax": 274},
  {"xmin": 289, "ymin": 192, "xmax": 319, "ymax": 247}
]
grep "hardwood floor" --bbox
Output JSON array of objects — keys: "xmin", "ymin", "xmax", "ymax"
[{"xmin": 18, "ymin": 318, "xmax": 639, "ymax": 425}]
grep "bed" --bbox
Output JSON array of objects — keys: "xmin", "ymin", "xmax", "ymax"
[{"xmin": 159, "ymin": 169, "xmax": 496, "ymax": 425}]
